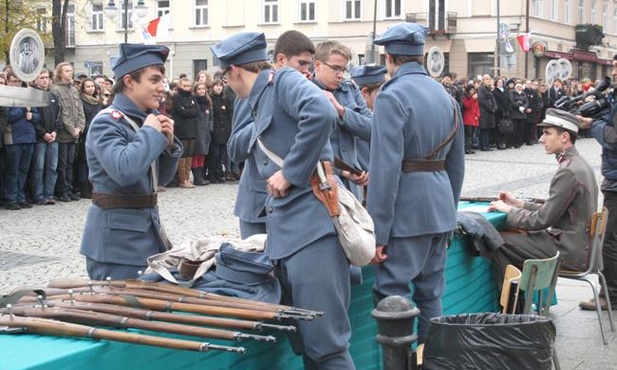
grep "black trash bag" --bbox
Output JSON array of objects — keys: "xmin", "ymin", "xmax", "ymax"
[{"xmin": 423, "ymin": 313, "xmax": 556, "ymax": 370}]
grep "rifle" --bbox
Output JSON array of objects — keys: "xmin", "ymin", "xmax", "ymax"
[
  {"xmin": 48, "ymin": 278, "xmax": 322, "ymax": 317},
  {"xmin": 41, "ymin": 285, "xmax": 314, "ymax": 319},
  {"xmin": 0, "ymin": 305, "xmax": 275, "ymax": 343},
  {"xmin": 334, "ymin": 157, "xmax": 363, "ymax": 176},
  {"xmin": 29, "ymin": 299, "xmax": 296, "ymax": 332},
  {"xmin": 22, "ymin": 292, "xmax": 309, "ymax": 321},
  {"xmin": 0, "ymin": 314, "xmax": 245, "ymax": 353},
  {"xmin": 459, "ymin": 196, "xmax": 546, "ymax": 204}
]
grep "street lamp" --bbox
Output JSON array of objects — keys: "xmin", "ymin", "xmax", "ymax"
[{"xmin": 104, "ymin": 0, "xmax": 149, "ymax": 43}]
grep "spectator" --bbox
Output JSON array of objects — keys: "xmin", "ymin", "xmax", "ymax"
[
  {"xmin": 462, "ymin": 84, "xmax": 479, "ymax": 154},
  {"xmin": 191, "ymin": 81, "xmax": 212, "ymax": 186},
  {"xmin": 171, "ymin": 77, "xmax": 200, "ymax": 188},
  {"xmin": 207, "ymin": 79, "xmax": 233, "ymax": 183},
  {"xmin": 77, "ymin": 78, "xmax": 104, "ymax": 198}
]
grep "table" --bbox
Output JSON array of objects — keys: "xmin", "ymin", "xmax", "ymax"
[{"xmin": 0, "ymin": 203, "xmax": 505, "ymax": 370}]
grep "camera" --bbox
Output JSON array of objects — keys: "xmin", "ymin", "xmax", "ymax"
[{"xmin": 554, "ymin": 76, "xmax": 614, "ymax": 119}]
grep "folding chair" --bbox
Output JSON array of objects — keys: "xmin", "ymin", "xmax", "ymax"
[
  {"xmin": 500, "ymin": 264, "xmax": 522, "ymax": 314},
  {"xmin": 559, "ymin": 207, "xmax": 615, "ymax": 345}
]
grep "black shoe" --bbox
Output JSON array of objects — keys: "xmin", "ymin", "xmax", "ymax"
[
  {"xmin": 70, "ymin": 193, "xmax": 80, "ymax": 201},
  {"xmin": 59, "ymin": 195, "xmax": 72, "ymax": 202},
  {"xmin": 18, "ymin": 202, "xmax": 33, "ymax": 209},
  {"xmin": 5, "ymin": 203, "xmax": 21, "ymax": 210}
]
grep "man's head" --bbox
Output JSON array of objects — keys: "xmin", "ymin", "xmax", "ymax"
[
  {"xmin": 210, "ymin": 32, "xmax": 269, "ymax": 98},
  {"xmin": 273, "ymin": 30, "xmax": 314, "ymax": 76},
  {"xmin": 6, "ymin": 71, "xmax": 22, "ymax": 87},
  {"xmin": 313, "ymin": 40, "xmax": 351, "ymax": 91},
  {"xmin": 110, "ymin": 43, "xmax": 169, "ymax": 110},
  {"xmin": 442, "ymin": 72, "xmax": 453, "ymax": 85},
  {"xmin": 35, "ymin": 69, "xmax": 50, "ymax": 90},
  {"xmin": 53, "ymin": 62, "xmax": 73, "ymax": 84},
  {"xmin": 373, "ymin": 22, "xmax": 427, "ymax": 74},
  {"xmin": 350, "ymin": 65, "xmax": 387, "ymax": 110},
  {"xmin": 537, "ymin": 108, "xmax": 580, "ymax": 154}
]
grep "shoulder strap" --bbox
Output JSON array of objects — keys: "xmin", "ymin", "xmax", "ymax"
[{"xmin": 425, "ymin": 97, "xmax": 460, "ymax": 160}]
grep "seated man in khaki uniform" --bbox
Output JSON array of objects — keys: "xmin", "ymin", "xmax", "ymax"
[{"xmin": 487, "ymin": 108, "xmax": 598, "ymax": 284}]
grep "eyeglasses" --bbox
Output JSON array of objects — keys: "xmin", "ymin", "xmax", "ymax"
[
  {"xmin": 221, "ymin": 67, "xmax": 230, "ymax": 78},
  {"xmin": 321, "ymin": 61, "xmax": 348, "ymax": 74}
]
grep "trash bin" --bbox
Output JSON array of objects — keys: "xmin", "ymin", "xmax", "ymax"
[{"xmin": 422, "ymin": 312, "xmax": 556, "ymax": 370}]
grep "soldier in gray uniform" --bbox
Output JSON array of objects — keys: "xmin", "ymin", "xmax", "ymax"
[
  {"xmin": 367, "ymin": 22, "xmax": 465, "ymax": 343},
  {"xmin": 212, "ymin": 32, "xmax": 355, "ymax": 369},
  {"xmin": 488, "ymin": 108, "xmax": 598, "ymax": 283},
  {"xmin": 312, "ymin": 41, "xmax": 371, "ymax": 201},
  {"xmin": 228, "ymin": 30, "xmax": 315, "ymax": 239},
  {"xmin": 80, "ymin": 44, "xmax": 183, "ymax": 280}
]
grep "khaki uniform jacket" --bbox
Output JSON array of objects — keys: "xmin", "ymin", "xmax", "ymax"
[{"xmin": 505, "ymin": 147, "xmax": 598, "ymax": 270}]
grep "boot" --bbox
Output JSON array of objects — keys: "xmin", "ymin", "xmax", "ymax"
[
  {"xmin": 177, "ymin": 158, "xmax": 191, "ymax": 188},
  {"xmin": 192, "ymin": 167, "xmax": 209, "ymax": 186}
]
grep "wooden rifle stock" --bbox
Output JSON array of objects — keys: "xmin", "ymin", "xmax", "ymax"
[
  {"xmin": 0, "ymin": 315, "xmax": 245, "ymax": 353},
  {"xmin": 1, "ymin": 306, "xmax": 274, "ymax": 343}
]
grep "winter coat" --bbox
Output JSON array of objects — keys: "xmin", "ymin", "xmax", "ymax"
[
  {"xmin": 210, "ymin": 93, "xmax": 232, "ymax": 145},
  {"xmin": 462, "ymin": 95, "xmax": 480, "ymax": 127},
  {"xmin": 509, "ymin": 90, "xmax": 529, "ymax": 120},
  {"xmin": 171, "ymin": 90, "xmax": 200, "ymax": 140},
  {"xmin": 477, "ymin": 84, "xmax": 497, "ymax": 129},
  {"xmin": 194, "ymin": 96, "xmax": 212, "ymax": 155},
  {"xmin": 492, "ymin": 87, "xmax": 512, "ymax": 120}
]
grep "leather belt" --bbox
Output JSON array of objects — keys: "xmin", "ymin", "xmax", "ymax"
[
  {"xmin": 401, "ymin": 159, "xmax": 446, "ymax": 172},
  {"xmin": 92, "ymin": 192, "xmax": 157, "ymax": 209}
]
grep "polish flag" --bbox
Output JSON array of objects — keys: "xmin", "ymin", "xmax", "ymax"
[
  {"xmin": 145, "ymin": 13, "xmax": 170, "ymax": 42},
  {"xmin": 517, "ymin": 33, "xmax": 531, "ymax": 52}
]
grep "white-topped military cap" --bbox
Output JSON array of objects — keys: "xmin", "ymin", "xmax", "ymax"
[
  {"xmin": 538, "ymin": 108, "xmax": 580, "ymax": 134},
  {"xmin": 373, "ymin": 22, "xmax": 428, "ymax": 56},
  {"xmin": 210, "ymin": 32, "xmax": 268, "ymax": 69}
]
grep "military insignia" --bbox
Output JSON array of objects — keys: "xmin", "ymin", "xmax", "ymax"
[{"xmin": 110, "ymin": 110, "xmax": 123, "ymax": 120}]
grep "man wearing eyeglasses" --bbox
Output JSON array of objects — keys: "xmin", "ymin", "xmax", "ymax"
[{"xmin": 312, "ymin": 41, "xmax": 372, "ymax": 203}]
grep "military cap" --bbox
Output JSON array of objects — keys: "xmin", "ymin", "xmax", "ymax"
[
  {"xmin": 350, "ymin": 65, "xmax": 387, "ymax": 86},
  {"xmin": 537, "ymin": 108, "xmax": 580, "ymax": 134},
  {"xmin": 210, "ymin": 32, "xmax": 267, "ymax": 69},
  {"xmin": 111, "ymin": 43, "xmax": 169, "ymax": 78},
  {"xmin": 373, "ymin": 22, "xmax": 428, "ymax": 56}
]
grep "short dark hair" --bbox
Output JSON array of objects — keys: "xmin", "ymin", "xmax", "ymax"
[
  {"xmin": 360, "ymin": 81, "xmax": 384, "ymax": 95},
  {"xmin": 389, "ymin": 54, "xmax": 423, "ymax": 66},
  {"xmin": 238, "ymin": 61, "xmax": 272, "ymax": 73},
  {"xmin": 113, "ymin": 64, "xmax": 166, "ymax": 94},
  {"xmin": 613, "ymin": 53, "xmax": 617, "ymax": 60},
  {"xmin": 443, "ymin": 72, "xmax": 453, "ymax": 79},
  {"xmin": 550, "ymin": 126, "xmax": 577, "ymax": 144},
  {"xmin": 274, "ymin": 30, "xmax": 315, "ymax": 58}
]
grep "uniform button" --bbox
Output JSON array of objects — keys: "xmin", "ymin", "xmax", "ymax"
[
  {"xmin": 342, "ymin": 147, "xmax": 346, "ymax": 152},
  {"xmin": 263, "ymin": 160, "xmax": 268, "ymax": 166},
  {"xmin": 268, "ymin": 207, "xmax": 273, "ymax": 213}
]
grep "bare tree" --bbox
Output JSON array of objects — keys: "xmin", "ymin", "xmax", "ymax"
[
  {"xmin": 52, "ymin": 0, "xmax": 70, "ymax": 66},
  {"xmin": 0, "ymin": 0, "xmax": 45, "ymax": 65}
]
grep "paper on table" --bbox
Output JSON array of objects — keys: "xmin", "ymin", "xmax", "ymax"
[{"xmin": 461, "ymin": 205, "xmax": 491, "ymax": 213}]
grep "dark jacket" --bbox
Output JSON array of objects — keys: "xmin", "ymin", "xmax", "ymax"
[
  {"xmin": 593, "ymin": 107, "xmax": 617, "ymax": 192},
  {"xmin": 194, "ymin": 95, "xmax": 212, "ymax": 155},
  {"xmin": 492, "ymin": 87, "xmax": 511, "ymax": 120},
  {"xmin": 210, "ymin": 93, "xmax": 232, "ymax": 145},
  {"xmin": 524, "ymin": 87, "xmax": 541, "ymax": 123},
  {"xmin": 4, "ymin": 107, "xmax": 39, "ymax": 145},
  {"xmin": 509, "ymin": 90, "xmax": 529, "ymax": 120},
  {"xmin": 171, "ymin": 90, "xmax": 200, "ymax": 140},
  {"xmin": 478, "ymin": 84, "xmax": 497, "ymax": 129},
  {"xmin": 34, "ymin": 89, "xmax": 62, "ymax": 142}
]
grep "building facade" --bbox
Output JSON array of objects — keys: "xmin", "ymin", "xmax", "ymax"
[{"xmin": 37, "ymin": 0, "xmax": 617, "ymax": 81}]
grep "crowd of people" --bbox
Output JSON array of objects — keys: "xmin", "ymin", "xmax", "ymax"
[{"xmin": 0, "ymin": 63, "xmax": 238, "ymax": 210}]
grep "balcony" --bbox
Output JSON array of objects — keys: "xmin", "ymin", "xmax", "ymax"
[{"xmin": 405, "ymin": 12, "xmax": 458, "ymax": 38}]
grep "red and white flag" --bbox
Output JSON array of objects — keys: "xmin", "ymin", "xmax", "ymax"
[
  {"xmin": 517, "ymin": 33, "xmax": 531, "ymax": 52},
  {"xmin": 144, "ymin": 13, "xmax": 170, "ymax": 44}
]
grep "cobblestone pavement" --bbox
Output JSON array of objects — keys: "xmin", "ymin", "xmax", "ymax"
[{"xmin": 0, "ymin": 138, "xmax": 614, "ymax": 369}]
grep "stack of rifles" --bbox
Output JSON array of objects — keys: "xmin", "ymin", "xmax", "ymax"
[{"xmin": 0, "ymin": 278, "xmax": 323, "ymax": 354}]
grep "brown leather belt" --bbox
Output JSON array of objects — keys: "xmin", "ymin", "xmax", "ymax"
[
  {"xmin": 92, "ymin": 192, "xmax": 158, "ymax": 209},
  {"xmin": 401, "ymin": 159, "xmax": 446, "ymax": 172}
]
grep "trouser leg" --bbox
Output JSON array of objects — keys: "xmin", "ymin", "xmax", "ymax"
[
  {"xmin": 274, "ymin": 235, "xmax": 355, "ymax": 370},
  {"xmin": 372, "ymin": 234, "xmax": 448, "ymax": 343},
  {"xmin": 601, "ymin": 191, "xmax": 617, "ymax": 299}
]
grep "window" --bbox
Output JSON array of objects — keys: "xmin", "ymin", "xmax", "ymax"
[
  {"xmin": 345, "ymin": 0, "xmax": 361, "ymax": 20},
  {"xmin": 603, "ymin": 2, "xmax": 608, "ymax": 29},
  {"xmin": 564, "ymin": 0, "xmax": 571, "ymax": 23},
  {"xmin": 579, "ymin": 0, "xmax": 585, "ymax": 22},
  {"xmin": 384, "ymin": 0, "xmax": 401, "ymax": 18},
  {"xmin": 90, "ymin": 2, "xmax": 104, "ymax": 31},
  {"xmin": 65, "ymin": 2, "xmax": 75, "ymax": 47},
  {"xmin": 468, "ymin": 53, "xmax": 494, "ymax": 78},
  {"xmin": 193, "ymin": 60, "xmax": 208, "ymax": 77},
  {"xmin": 533, "ymin": 0, "xmax": 544, "ymax": 17},
  {"xmin": 36, "ymin": 7, "xmax": 48, "ymax": 33},
  {"xmin": 195, "ymin": 0, "xmax": 208, "ymax": 26},
  {"xmin": 157, "ymin": 0, "xmax": 170, "ymax": 17},
  {"xmin": 591, "ymin": 0, "xmax": 596, "ymax": 23},
  {"xmin": 299, "ymin": 0, "xmax": 316, "ymax": 22},
  {"xmin": 264, "ymin": 0, "xmax": 279, "ymax": 23},
  {"xmin": 550, "ymin": 0, "xmax": 558, "ymax": 20},
  {"xmin": 614, "ymin": 8, "xmax": 617, "ymax": 34}
]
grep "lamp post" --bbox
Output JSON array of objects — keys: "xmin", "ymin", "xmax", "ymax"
[{"xmin": 104, "ymin": 0, "xmax": 148, "ymax": 43}]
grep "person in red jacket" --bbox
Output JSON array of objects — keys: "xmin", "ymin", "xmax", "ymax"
[{"xmin": 462, "ymin": 84, "xmax": 480, "ymax": 154}]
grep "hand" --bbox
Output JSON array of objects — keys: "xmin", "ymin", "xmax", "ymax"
[
  {"xmin": 518, "ymin": 106, "xmax": 525, "ymax": 113},
  {"xmin": 157, "ymin": 115, "xmax": 175, "ymax": 148},
  {"xmin": 497, "ymin": 191, "xmax": 522, "ymax": 207},
  {"xmin": 50, "ymin": 132, "xmax": 57, "ymax": 142},
  {"xmin": 342, "ymin": 170, "xmax": 369, "ymax": 186},
  {"xmin": 267, "ymin": 170, "xmax": 291, "ymax": 198},
  {"xmin": 488, "ymin": 200, "xmax": 512, "ymax": 213},
  {"xmin": 323, "ymin": 90, "xmax": 345, "ymax": 118},
  {"xmin": 143, "ymin": 113, "xmax": 163, "ymax": 132},
  {"xmin": 371, "ymin": 245, "xmax": 387, "ymax": 264},
  {"xmin": 25, "ymin": 108, "xmax": 32, "ymax": 121},
  {"xmin": 43, "ymin": 133, "xmax": 53, "ymax": 142},
  {"xmin": 576, "ymin": 115, "xmax": 594, "ymax": 129},
  {"xmin": 72, "ymin": 128, "xmax": 81, "ymax": 138}
]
